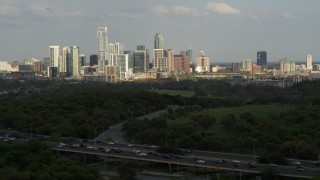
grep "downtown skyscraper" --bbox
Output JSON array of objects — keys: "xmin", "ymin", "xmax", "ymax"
[
  {"xmin": 97, "ymin": 27, "xmax": 109, "ymax": 73},
  {"xmin": 154, "ymin": 33, "xmax": 164, "ymax": 49},
  {"xmin": 257, "ymin": 51, "xmax": 267, "ymax": 70}
]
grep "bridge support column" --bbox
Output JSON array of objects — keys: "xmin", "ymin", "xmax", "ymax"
[
  {"xmin": 83, "ymin": 154, "xmax": 86, "ymax": 163},
  {"xmin": 168, "ymin": 163, "xmax": 172, "ymax": 173},
  {"xmin": 177, "ymin": 164, "xmax": 179, "ymax": 173}
]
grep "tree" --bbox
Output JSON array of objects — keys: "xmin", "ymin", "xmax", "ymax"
[
  {"xmin": 118, "ymin": 161, "xmax": 139, "ymax": 179},
  {"xmin": 262, "ymin": 167, "xmax": 278, "ymax": 180}
]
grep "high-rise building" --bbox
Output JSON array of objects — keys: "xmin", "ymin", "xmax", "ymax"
[
  {"xmin": 241, "ymin": 59, "xmax": 252, "ymax": 72},
  {"xmin": 232, "ymin": 62, "xmax": 241, "ymax": 73},
  {"xmin": 80, "ymin": 54, "xmax": 86, "ymax": 66},
  {"xmin": 109, "ymin": 43, "xmax": 124, "ymax": 55},
  {"xmin": 186, "ymin": 45, "xmax": 193, "ymax": 62},
  {"xmin": 154, "ymin": 33, "xmax": 164, "ymax": 49},
  {"xmin": 195, "ymin": 51, "xmax": 210, "ymax": 72},
  {"xmin": 280, "ymin": 58, "xmax": 295, "ymax": 72},
  {"xmin": 257, "ymin": 51, "xmax": 267, "ymax": 70},
  {"xmin": 70, "ymin": 46, "xmax": 80, "ymax": 77},
  {"xmin": 61, "ymin": 47, "xmax": 70, "ymax": 76},
  {"xmin": 173, "ymin": 51, "xmax": 190, "ymax": 73},
  {"xmin": 49, "ymin": 46, "xmax": 60, "ymax": 67},
  {"xmin": 153, "ymin": 49, "xmax": 166, "ymax": 71},
  {"xmin": 90, "ymin": 54, "xmax": 98, "ymax": 66},
  {"xmin": 134, "ymin": 45, "xmax": 149, "ymax": 73},
  {"xmin": 165, "ymin": 49, "xmax": 174, "ymax": 72},
  {"xmin": 306, "ymin": 54, "xmax": 312, "ymax": 70},
  {"xmin": 97, "ymin": 27, "xmax": 109, "ymax": 73}
]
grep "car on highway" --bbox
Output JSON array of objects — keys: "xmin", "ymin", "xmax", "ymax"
[
  {"xmin": 296, "ymin": 166, "xmax": 305, "ymax": 171},
  {"xmin": 148, "ymin": 151, "xmax": 160, "ymax": 157},
  {"xmin": 312, "ymin": 160, "xmax": 320, "ymax": 166},
  {"xmin": 291, "ymin": 161, "xmax": 301, "ymax": 165},
  {"xmin": 70, "ymin": 143, "xmax": 80, "ymax": 148},
  {"xmin": 268, "ymin": 163, "xmax": 277, "ymax": 167},
  {"xmin": 162, "ymin": 154, "xmax": 171, "ymax": 159},
  {"xmin": 248, "ymin": 161, "xmax": 257, "ymax": 168},
  {"xmin": 138, "ymin": 152, "xmax": 147, "ymax": 156},
  {"xmin": 215, "ymin": 159, "xmax": 227, "ymax": 163},
  {"xmin": 57, "ymin": 142, "xmax": 66, "ymax": 147},
  {"xmin": 110, "ymin": 148, "xmax": 122, "ymax": 153},
  {"xmin": 104, "ymin": 148, "xmax": 111, "ymax": 153},
  {"xmin": 132, "ymin": 149, "xmax": 140, "ymax": 154},
  {"xmin": 197, "ymin": 159, "xmax": 205, "ymax": 163},
  {"xmin": 232, "ymin": 160, "xmax": 240, "ymax": 163},
  {"xmin": 128, "ymin": 144, "xmax": 134, "ymax": 147}
]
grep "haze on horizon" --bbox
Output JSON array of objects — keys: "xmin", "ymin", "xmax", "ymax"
[{"xmin": 0, "ymin": 0, "xmax": 319, "ymax": 63}]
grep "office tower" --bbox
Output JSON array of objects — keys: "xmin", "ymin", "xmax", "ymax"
[
  {"xmin": 97, "ymin": 27, "xmax": 109, "ymax": 73},
  {"xmin": 232, "ymin": 62, "xmax": 241, "ymax": 73},
  {"xmin": 280, "ymin": 58, "xmax": 295, "ymax": 72},
  {"xmin": 306, "ymin": 54, "xmax": 312, "ymax": 70},
  {"xmin": 49, "ymin": 46, "xmax": 60, "ymax": 67},
  {"xmin": 154, "ymin": 33, "xmax": 164, "ymax": 49},
  {"xmin": 80, "ymin": 54, "xmax": 86, "ymax": 66},
  {"xmin": 153, "ymin": 49, "xmax": 166, "ymax": 71},
  {"xmin": 165, "ymin": 49, "xmax": 174, "ymax": 72},
  {"xmin": 257, "ymin": 51, "xmax": 267, "ymax": 70},
  {"xmin": 43, "ymin": 57, "xmax": 50, "ymax": 68},
  {"xmin": 124, "ymin": 50, "xmax": 134, "ymax": 70},
  {"xmin": 241, "ymin": 59, "xmax": 252, "ymax": 72},
  {"xmin": 60, "ymin": 47, "xmax": 69, "ymax": 76},
  {"xmin": 174, "ymin": 51, "xmax": 190, "ymax": 73},
  {"xmin": 137, "ymin": 45, "xmax": 145, "ymax": 50},
  {"xmin": 134, "ymin": 46, "xmax": 149, "ymax": 73},
  {"xmin": 109, "ymin": 43, "xmax": 124, "ymax": 55},
  {"xmin": 195, "ymin": 51, "xmax": 210, "ymax": 72},
  {"xmin": 90, "ymin": 54, "xmax": 98, "ymax": 66},
  {"xmin": 186, "ymin": 45, "xmax": 193, "ymax": 62},
  {"xmin": 70, "ymin": 46, "xmax": 80, "ymax": 77}
]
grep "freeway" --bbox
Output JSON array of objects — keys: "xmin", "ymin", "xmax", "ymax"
[{"xmin": 45, "ymin": 141, "xmax": 320, "ymax": 178}]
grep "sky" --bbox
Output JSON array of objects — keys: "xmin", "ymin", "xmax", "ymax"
[{"xmin": 0, "ymin": 0, "xmax": 319, "ymax": 63}]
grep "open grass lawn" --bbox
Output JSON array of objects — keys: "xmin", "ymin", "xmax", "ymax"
[
  {"xmin": 150, "ymin": 89, "xmax": 194, "ymax": 97},
  {"xmin": 173, "ymin": 104, "xmax": 290, "ymax": 123},
  {"xmin": 203, "ymin": 104, "xmax": 290, "ymax": 121}
]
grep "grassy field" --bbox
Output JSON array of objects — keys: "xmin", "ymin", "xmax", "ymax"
[
  {"xmin": 150, "ymin": 89, "xmax": 194, "ymax": 97},
  {"xmin": 200, "ymin": 104, "xmax": 289, "ymax": 121}
]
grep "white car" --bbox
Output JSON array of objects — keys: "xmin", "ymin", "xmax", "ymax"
[
  {"xmin": 232, "ymin": 160, "xmax": 240, "ymax": 163},
  {"xmin": 292, "ymin": 161, "xmax": 301, "ymax": 165},
  {"xmin": 197, "ymin": 160, "xmax": 205, "ymax": 163},
  {"xmin": 138, "ymin": 153, "xmax": 147, "ymax": 156},
  {"xmin": 128, "ymin": 144, "xmax": 134, "ymax": 147},
  {"xmin": 104, "ymin": 148, "xmax": 111, "ymax": 152},
  {"xmin": 57, "ymin": 142, "xmax": 66, "ymax": 147}
]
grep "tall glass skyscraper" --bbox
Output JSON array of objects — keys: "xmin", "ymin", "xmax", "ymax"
[
  {"xmin": 154, "ymin": 33, "xmax": 164, "ymax": 49},
  {"xmin": 257, "ymin": 51, "xmax": 267, "ymax": 70},
  {"xmin": 97, "ymin": 27, "xmax": 109, "ymax": 73}
]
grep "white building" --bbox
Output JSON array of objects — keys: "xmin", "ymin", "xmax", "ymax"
[
  {"xmin": 241, "ymin": 59, "xmax": 252, "ymax": 72},
  {"xmin": 97, "ymin": 27, "xmax": 109, "ymax": 74},
  {"xmin": 280, "ymin": 58, "xmax": 295, "ymax": 72},
  {"xmin": 70, "ymin": 46, "xmax": 80, "ymax": 77},
  {"xmin": 49, "ymin": 46, "xmax": 60, "ymax": 67},
  {"xmin": 306, "ymin": 54, "xmax": 312, "ymax": 70},
  {"xmin": 195, "ymin": 51, "xmax": 210, "ymax": 73}
]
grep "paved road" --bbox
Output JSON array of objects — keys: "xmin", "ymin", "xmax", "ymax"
[{"xmin": 95, "ymin": 105, "xmax": 179, "ymax": 144}]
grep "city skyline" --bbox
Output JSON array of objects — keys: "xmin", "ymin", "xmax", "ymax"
[{"xmin": 0, "ymin": 0, "xmax": 319, "ymax": 63}]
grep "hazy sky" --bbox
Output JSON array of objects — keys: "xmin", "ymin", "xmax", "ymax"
[{"xmin": 0, "ymin": 0, "xmax": 319, "ymax": 63}]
